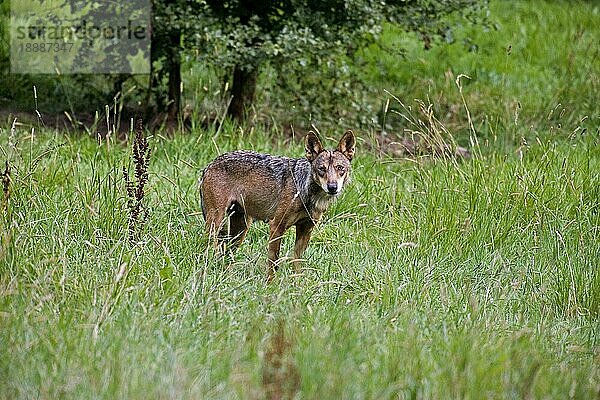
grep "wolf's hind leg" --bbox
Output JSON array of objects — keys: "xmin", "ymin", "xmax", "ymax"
[
  {"xmin": 205, "ymin": 206, "xmax": 228, "ymax": 252},
  {"xmin": 206, "ymin": 209, "xmax": 226, "ymax": 239}
]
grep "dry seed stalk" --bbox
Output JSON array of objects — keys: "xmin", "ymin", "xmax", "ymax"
[
  {"xmin": 123, "ymin": 119, "xmax": 150, "ymax": 242},
  {"xmin": 1, "ymin": 160, "xmax": 10, "ymax": 215}
]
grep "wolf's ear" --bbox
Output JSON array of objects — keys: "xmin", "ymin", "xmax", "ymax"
[
  {"xmin": 337, "ymin": 130, "xmax": 356, "ymax": 161},
  {"xmin": 305, "ymin": 131, "xmax": 324, "ymax": 162}
]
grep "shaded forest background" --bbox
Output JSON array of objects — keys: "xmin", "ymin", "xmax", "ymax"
[{"xmin": 0, "ymin": 1, "xmax": 598, "ymax": 144}]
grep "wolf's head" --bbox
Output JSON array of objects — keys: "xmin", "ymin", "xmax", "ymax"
[{"xmin": 305, "ymin": 130, "xmax": 356, "ymax": 196}]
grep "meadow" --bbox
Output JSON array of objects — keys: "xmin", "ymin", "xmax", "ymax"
[{"xmin": 1, "ymin": 1, "xmax": 599, "ymax": 398}]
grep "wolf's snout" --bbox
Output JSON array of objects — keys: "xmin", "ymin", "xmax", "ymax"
[{"xmin": 327, "ymin": 182, "xmax": 338, "ymax": 194}]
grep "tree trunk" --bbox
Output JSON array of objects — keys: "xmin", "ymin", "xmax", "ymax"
[
  {"xmin": 227, "ymin": 64, "xmax": 259, "ymax": 123},
  {"xmin": 145, "ymin": 19, "xmax": 181, "ymax": 127},
  {"xmin": 166, "ymin": 30, "xmax": 182, "ymax": 124},
  {"xmin": 145, "ymin": 14, "xmax": 162, "ymax": 119}
]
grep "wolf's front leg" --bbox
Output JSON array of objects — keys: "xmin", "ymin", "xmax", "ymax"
[
  {"xmin": 267, "ymin": 224, "xmax": 286, "ymax": 282},
  {"xmin": 293, "ymin": 220, "xmax": 314, "ymax": 271}
]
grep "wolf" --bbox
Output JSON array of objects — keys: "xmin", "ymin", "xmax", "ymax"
[{"xmin": 199, "ymin": 130, "xmax": 356, "ymax": 280}]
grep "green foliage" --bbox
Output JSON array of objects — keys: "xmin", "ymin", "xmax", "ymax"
[
  {"xmin": 248, "ymin": 0, "xmax": 599, "ymax": 134},
  {"xmin": 178, "ymin": 0, "xmax": 488, "ymax": 121},
  {"xmin": 361, "ymin": 1, "xmax": 600, "ymax": 136},
  {"xmin": 192, "ymin": 0, "xmax": 487, "ymax": 70}
]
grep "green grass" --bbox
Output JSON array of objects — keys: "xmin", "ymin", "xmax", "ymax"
[
  {"xmin": 357, "ymin": 0, "xmax": 599, "ymax": 139},
  {"xmin": 0, "ymin": 118, "xmax": 599, "ymax": 398}
]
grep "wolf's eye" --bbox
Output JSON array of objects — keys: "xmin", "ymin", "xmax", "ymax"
[
  {"xmin": 336, "ymin": 165, "xmax": 346, "ymax": 174},
  {"xmin": 317, "ymin": 166, "xmax": 326, "ymax": 176}
]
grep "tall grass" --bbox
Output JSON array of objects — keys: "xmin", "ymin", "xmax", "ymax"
[{"xmin": 0, "ymin": 106, "xmax": 599, "ymax": 397}]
